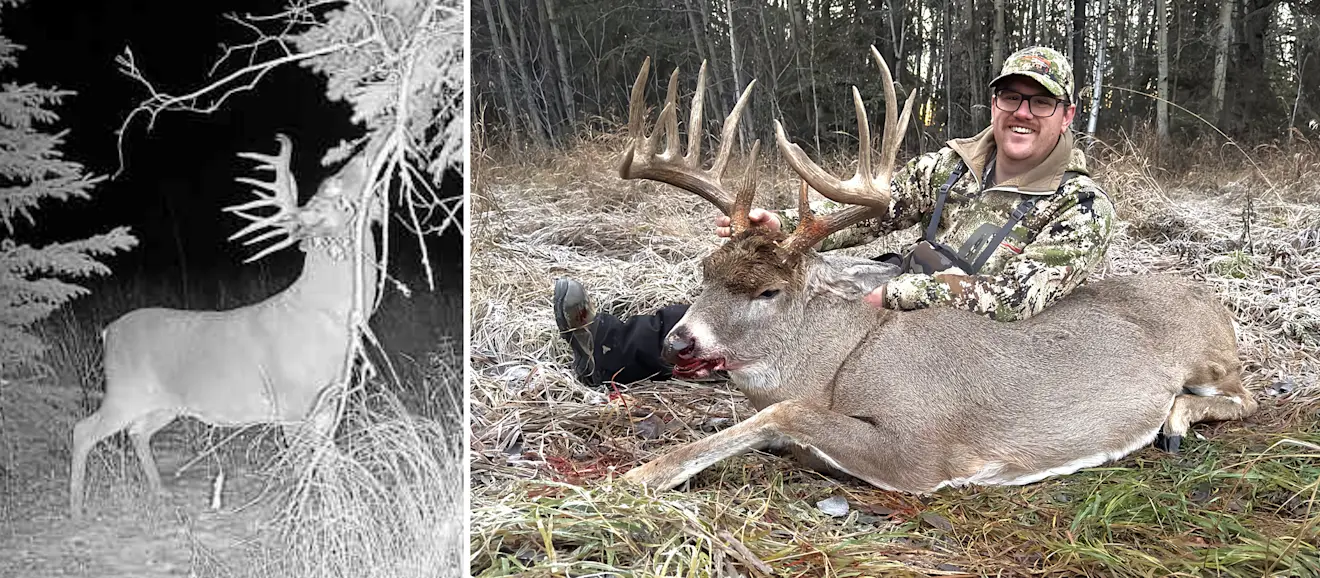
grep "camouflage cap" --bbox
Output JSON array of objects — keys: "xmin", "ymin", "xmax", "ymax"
[{"xmin": 990, "ymin": 46, "xmax": 1074, "ymax": 100}]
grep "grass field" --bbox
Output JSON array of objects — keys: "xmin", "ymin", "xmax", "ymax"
[
  {"xmin": 469, "ymin": 130, "xmax": 1319, "ymax": 577},
  {"xmin": 0, "ymin": 255, "xmax": 466, "ymax": 578}
]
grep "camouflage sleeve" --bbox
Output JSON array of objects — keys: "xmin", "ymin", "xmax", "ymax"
[
  {"xmin": 881, "ymin": 184, "xmax": 1115, "ymax": 321},
  {"xmin": 777, "ymin": 152, "xmax": 940, "ymax": 252}
]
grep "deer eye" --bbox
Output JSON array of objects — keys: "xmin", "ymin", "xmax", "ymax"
[{"xmin": 756, "ymin": 288, "xmax": 781, "ymax": 300}]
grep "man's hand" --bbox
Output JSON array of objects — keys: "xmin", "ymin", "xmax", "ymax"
[{"xmin": 715, "ymin": 209, "xmax": 781, "ymax": 237}]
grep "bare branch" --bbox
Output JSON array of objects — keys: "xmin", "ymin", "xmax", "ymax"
[{"xmin": 113, "ymin": 38, "xmax": 372, "ymax": 178}]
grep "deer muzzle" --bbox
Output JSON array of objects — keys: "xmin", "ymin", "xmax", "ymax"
[{"xmin": 662, "ymin": 326, "xmax": 697, "ymax": 365}]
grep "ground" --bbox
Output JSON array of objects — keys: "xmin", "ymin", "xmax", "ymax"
[
  {"xmin": 0, "ymin": 268, "xmax": 466, "ymax": 578},
  {"xmin": 469, "ymin": 136, "xmax": 1319, "ymax": 577}
]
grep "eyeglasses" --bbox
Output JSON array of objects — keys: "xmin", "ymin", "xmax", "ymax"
[{"xmin": 994, "ymin": 90, "xmax": 1069, "ymax": 117}]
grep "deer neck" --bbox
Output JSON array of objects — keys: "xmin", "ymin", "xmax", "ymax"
[
  {"xmin": 733, "ymin": 255, "xmax": 890, "ymax": 409},
  {"xmin": 278, "ymin": 228, "xmax": 379, "ymax": 318}
]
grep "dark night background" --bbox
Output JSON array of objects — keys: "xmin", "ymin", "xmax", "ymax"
[{"xmin": 4, "ymin": 0, "xmax": 464, "ymax": 312}]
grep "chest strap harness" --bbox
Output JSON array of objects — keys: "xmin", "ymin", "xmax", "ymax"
[{"xmin": 910, "ymin": 159, "xmax": 1079, "ymax": 275}]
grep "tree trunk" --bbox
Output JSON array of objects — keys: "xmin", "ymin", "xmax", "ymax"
[
  {"xmin": 1029, "ymin": 0, "xmax": 1038, "ymax": 44},
  {"xmin": 1156, "ymin": 0, "xmax": 1169, "ymax": 142},
  {"xmin": 1210, "ymin": 0, "xmax": 1234, "ymax": 124},
  {"xmin": 886, "ymin": 0, "xmax": 908, "ymax": 84},
  {"xmin": 945, "ymin": 0, "xmax": 955, "ymax": 138},
  {"xmin": 757, "ymin": 1, "xmax": 782, "ymax": 137},
  {"xmin": 533, "ymin": 0, "xmax": 565, "ymax": 134},
  {"xmin": 544, "ymin": 0, "xmax": 576, "ymax": 128},
  {"xmin": 496, "ymin": 0, "xmax": 549, "ymax": 146},
  {"xmin": 1230, "ymin": 0, "xmax": 1275, "ymax": 136},
  {"xmin": 1086, "ymin": 0, "xmax": 1109, "ymax": 137},
  {"xmin": 1072, "ymin": 0, "xmax": 1086, "ymax": 95},
  {"xmin": 993, "ymin": 0, "xmax": 1005, "ymax": 72},
  {"xmin": 697, "ymin": 0, "xmax": 729, "ymax": 114},
  {"xmin": 479, "ymin": 0, "xmax": 523, "ymax": 148},
  {"xmin": 1131, "ymin": 0, "xmax": 1147, "ymax": 133},
  {"xmin": 1113, "ymin": 0, "xmax": 1128, "ymax": 120},
  {"xmin": 912, "ymin": 0, "xmax": 927, "ymax": 147},
  {"xmin": 785, "ymin": 0, "xmax": 813, "ymax": 142},
  {"xmin": 724, "ymin": 0, "xmax": 751, "ymax": 148},
  {"xmin": 963, "ymin": 0, "xmax": 980, "ymax": 131}
]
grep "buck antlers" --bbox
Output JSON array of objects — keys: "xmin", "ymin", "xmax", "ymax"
[
  {"xmin": 618, "ymin": 57, "xmax": 761, "ymax": 236},
  {"xmin": 776, "ymin": 46, "xmax": 919, "ymax": 254},
  {"xmin": 224, "ymin": 134, "xmax": 302, "ymax": 263},
  {"xmin": 619, "ymin": 47, "xmax": 918, "ymax": 254}
]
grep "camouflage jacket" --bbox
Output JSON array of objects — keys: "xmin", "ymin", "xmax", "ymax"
[{"xmin": 779, "ymin": 128, "xmax": 1114, "ymax": 321}]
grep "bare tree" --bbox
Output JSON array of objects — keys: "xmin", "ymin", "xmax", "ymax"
[
  {"xmin": 993, "ymin": 0, "xmax": 1005, "ymax": 72},
  {"xmin": 544, "ymin": 0, "xmax": 576, "ymax": 127},
  {"xmin": 725, "ymin": 0, "xmax": 752, "ymax": 148},
  {"xmin": 480, "ymin": 0, "xmax": 523, "ymax": 148},
  {"xmin": 1072, "ymin": 0, "xmax": 1086, "ymax": 92},
  {"xmin": 496, "ymin": 0, "xmax": 550, "ymax": 146},
  {"xmin": 1210, "ymin": 0, "xmax": 1235, "ymax": 124},
  {"xmin": 1157, "ymin": 0, "xmax": 1169, "ymax": 142},
  {"xmin": 1087, "ymin": 0, "xmax": 1109, "ymax": 136}
]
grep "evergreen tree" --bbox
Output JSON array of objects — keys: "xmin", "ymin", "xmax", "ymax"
[{"xmin": 0, "ymin": 0, "xmax": 136, "ymax": 378}]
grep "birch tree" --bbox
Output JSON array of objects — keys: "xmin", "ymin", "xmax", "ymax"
[
  {"xmin": 1157, "ymin": 0, "xmax": 1170, "ymax": 142},
  {"xmin": 1210, "ymin": 0, "xmax": 1235, "ymax": 124},
  {"xmin": 1087, "ymin": 0, "xmax": 1110, "ymax": 136},
  {"xmin": 544, "ymin": 0, "xmax": 576, "ymax": 127}
]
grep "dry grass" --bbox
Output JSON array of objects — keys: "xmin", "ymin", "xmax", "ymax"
[
  {"xmin": 0, "ymin": 270, "xmax": 465, "ymax": 578},
  {"xmin": 470, "ymin": 129, "xmax": 1320, "ymax": 577}
]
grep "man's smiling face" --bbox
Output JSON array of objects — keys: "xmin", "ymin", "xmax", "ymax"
[{"xmin": 991, "ymin": 76, "xmax": 1076, "ymax": 169}]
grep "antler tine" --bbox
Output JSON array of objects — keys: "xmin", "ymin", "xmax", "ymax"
[
  {"xmin": 662, "ymin": 67, "xmax": 681, "ymax": 160},
  {"xmin": 243, "ymin": 235, "xmax": 299, "ymax": 264},
  {"xmin": 234, "ymin": 134, "xmax": 299, "ymax": 206},
  {"xmin": 625, "ymin": 57, "xmax": 651, "ymax": 148},
  {"xmin": 779, "ymin": 181, "xmax": 825, "ymax": 255},
  {"xmin": 711, "ymin": 79, "xmax": 756, "ymax": 178},
  {"xmin": 225, "ymin": 134, "xmax": 302, "ymax": 258},
  {"xmin": 618, "ymin": 58, "xmax": 759, "ymax": 217},
  {"xmin": 240, "ymin": 227, "xmax": 288, "ymax": 247},
  {"xmin": 774, "ymin": 48, "xmax": 917, "ymax": 255},
  {"xmin": 684, "ymin": 61, "xmax": 708, "ymax": 167},
  {"xmin": 777, "ymin": 182, "xmax": 888, "ymax": 255},
  {"xmin": 729, "ymin": 139, "xmax": 760, "ymax": 236},
  {"xmin": 871, "ymin": 45, "xmax": 918, "ymax": 178}
]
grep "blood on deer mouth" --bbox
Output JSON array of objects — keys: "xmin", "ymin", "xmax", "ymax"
[{"xmin": 672, "ymin": 357, "xmax": 727, "ymax": 379}]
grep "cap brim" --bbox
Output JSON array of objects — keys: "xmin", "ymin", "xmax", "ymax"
[{"xmin": 989, "ymin": 72, "xmax": 1067, "ymax": 98}]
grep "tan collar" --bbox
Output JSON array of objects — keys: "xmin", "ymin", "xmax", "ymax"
[{"xmin": 947, "ymin": 127, "xmax": 1089, "ymax": 195}]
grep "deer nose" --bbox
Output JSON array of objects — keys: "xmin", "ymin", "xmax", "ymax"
[{"xmin": 662, "ymin": 326, "xmax": 697, "ymax": 364}]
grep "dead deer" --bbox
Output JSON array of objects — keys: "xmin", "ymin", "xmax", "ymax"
[
  {"xmin": 70, "ymin": 135, "xmax": 378, "ymax": 518},
  {"xmin": 616, "ymin": 49, "xmax": 1258, "ymax": 493}
]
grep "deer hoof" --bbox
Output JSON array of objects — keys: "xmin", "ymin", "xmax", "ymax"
[
  {"xmin": 621, "ymin": 462, "xmax": 681, "ymax": 491},
  {"xmin": 1154, "ymin": 433, "xmax": 1183, "ymax": 454}
]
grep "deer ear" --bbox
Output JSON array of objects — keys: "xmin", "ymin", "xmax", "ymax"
[{"xmin": 807, "ymin": 258, "xmax": 900, "ymax": 300}]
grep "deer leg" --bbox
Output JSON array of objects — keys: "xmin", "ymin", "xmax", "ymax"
[
  {"xmin": 1159, "ymin": 378, "xmax": 1258, "ymax": 453},
  {"xmin": 623, "ymin": 399, "xmax": 914, "ymax": 492},
  {"xmin": 127, "ymin": 410, "xmax": 178, "ymax": 496},
  {"xmin": 281, "ymin": 410, "xmax": 337, "ymax": 456},
  {"xmin": 70, "ymin": 407, "xmax": 138, "ymax": 519}
]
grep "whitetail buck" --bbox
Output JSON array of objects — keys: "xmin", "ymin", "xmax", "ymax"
[
  {"xmin": 617, "ymin": 49, "xmax": 1258, "ymax": 493},
  {"xmin": 69, "ymin": 135, "xmax": 378, "ymax": 518}
]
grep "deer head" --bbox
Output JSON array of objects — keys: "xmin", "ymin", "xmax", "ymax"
[
  {"xmin": 224, "ymin": 135, "xmax": 378, "ymax": 264},
  {"xmin": 618, "ymin": 47, "xmax": 917, "ymax": 380}
]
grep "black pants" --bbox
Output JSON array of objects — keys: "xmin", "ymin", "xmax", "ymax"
[{"xmin": 591, "ymin": 303, "xmax": 689, "ymax": 384}]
